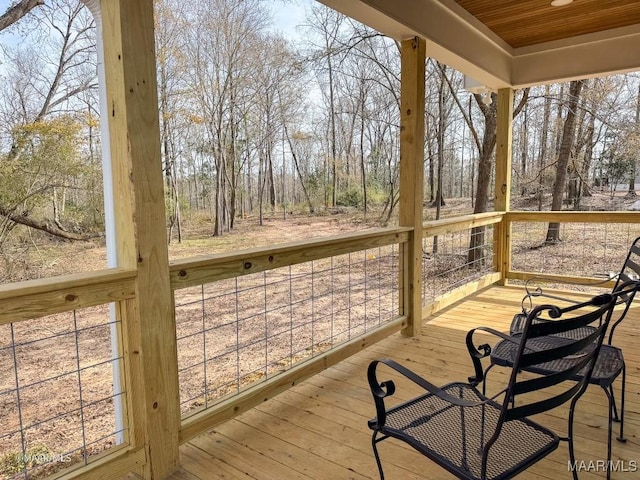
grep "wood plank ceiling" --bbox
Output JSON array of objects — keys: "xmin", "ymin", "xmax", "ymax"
[
  {"xmin": 317, "ymin": 0, "xmax": 640, "ymax": 87},
  {"xmin": 454, "ymin": 0, "xmax": 640, "ymax": 48}
]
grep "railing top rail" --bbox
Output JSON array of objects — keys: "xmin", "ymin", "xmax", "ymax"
[
  {"xmin": 422, "ymin": 212, "xmax": 504, "ymax": 236},
  {"xmin": 506, "ymin": 211, "xmax": 640, "ymax": 223},
  {"xmin": 170, "ymin": 227, "xmax": 411, "ymax": 290},
  {"xmin": 0, "ymin": 267, "xmax": 137, "ymax": 325}
]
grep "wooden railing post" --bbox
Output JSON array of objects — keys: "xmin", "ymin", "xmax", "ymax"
[
  {"xmin": 494, "ymin": 88, "xmax": 514, "ymax": 286},
  {"xmin": 399, "ymin": 37, "xmax": 426, "ymax": 337},
  {"xmin": 101, "ymin": 1, "xmax": 180, "ymax": 478}
]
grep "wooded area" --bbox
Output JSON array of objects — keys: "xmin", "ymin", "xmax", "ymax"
[{"xmin": 1, "ymin": 0, "xmax": 639, "ymax": 282}]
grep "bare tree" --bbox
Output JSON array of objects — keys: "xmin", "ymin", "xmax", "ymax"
[
  {"xmin": 628, "ymin": 81, "xmax": 640, "ymax": 197},
  {"xmin": 0, "ymin": 0, "xmax": 98, "ymax": 242},
  {"xmin": 431, "ymin": 62, "xmax": 452, "ymax": 210},
  {"xmin": 183, "ymin": 0, "xmax": 267, "ymax": 235},
  {"xmin": 545, "ymin": 80, "xmax": 584, "ymax": 244},
  {"xmin": 156, "ymin": 0, "xmax": 190, "ymax": 243},
  {"xmin": 306, "ymin": 5, "xmax": 346, "ymax": 208},
  {"xmin": 536, "ymin": 85, "xmax": 552, "ymax": 209}
]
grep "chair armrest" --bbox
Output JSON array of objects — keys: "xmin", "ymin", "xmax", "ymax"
[
  {"xmin": 464, "ymin": 300, "xmax": 580, "ymax": 383},
  {"xmin": 465, "ymin": 326, "xmax": 523, "ymax": 385},
  {"xmin": 367, "ymin": 358, "xmax": 503, "ymax": 429}
]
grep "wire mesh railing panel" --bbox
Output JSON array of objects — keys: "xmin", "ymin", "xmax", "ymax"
[
  {"xmin": 174, "ymin": 243, "xmax": 401, "ymax": 418},
  {"xmin": 421, "ymin": 227, "xmax": 495, "ymax": 306},
  {"xmin": 510, "ymin": 222, "xmax": 640, "ymax": 288},
  {"xmin": 0, "ymin": 306, "xmax": 127, "ymax": 480}
]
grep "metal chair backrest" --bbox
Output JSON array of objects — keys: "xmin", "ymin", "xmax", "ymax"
[
  {"xmin": 613, "ymin": 236, "xmax": 640, "ymax": 288},
  {"xmin": 518, "ymin": 237, "xmax": 640, "ymax": 343},
  {"xmin": 502, "ymin": 292, "xmax": 618, "ymax": 423},
  {"xmin": 608, "ymin": 237, "xmax": 640, "ymax": 341}
]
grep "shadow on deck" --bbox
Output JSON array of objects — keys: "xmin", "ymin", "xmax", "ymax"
[{"xmin": 164, "ymin": 286, "xmax": 640, "ymax": 480}]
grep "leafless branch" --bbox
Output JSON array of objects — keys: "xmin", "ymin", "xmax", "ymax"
[{"xmin": 0, "ymin": 0, "xmax": 44, "ymax": 32}]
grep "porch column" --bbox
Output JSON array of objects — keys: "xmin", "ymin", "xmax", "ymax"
[
  {"xmin": 494, "ymin": 88, "xmax": 514, "ymax": 285},
  {"xmin": 101, "ymin": 1, "xmax": 180, "ymax": 478},
  {"xmin": 399, "ymin": 37, "xmax": 426, "ymax": 337}
]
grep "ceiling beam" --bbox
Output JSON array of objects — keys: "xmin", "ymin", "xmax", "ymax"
[
  {"xmin": 315, "ymin": 0, "xmax": 640, "ymax": 89},
  {"xmin": 512, "ymin": 26, "xmax": 640, "ymax": 87}
]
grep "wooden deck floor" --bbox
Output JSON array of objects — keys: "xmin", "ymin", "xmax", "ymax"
[{"xmin": 166, "ymin": 286, "xmax": 640, "ymax": 480}]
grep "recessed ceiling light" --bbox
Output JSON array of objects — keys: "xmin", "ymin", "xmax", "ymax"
[{"xmin": 551, "ymin": 0, "xmax": 573, "ymax": 6}]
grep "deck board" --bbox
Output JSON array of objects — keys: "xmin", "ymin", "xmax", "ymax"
[{"xmin": 167, "ymin": 286, "xmax": 640, "ymax": 480}]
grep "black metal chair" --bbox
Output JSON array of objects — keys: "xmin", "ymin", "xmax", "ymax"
[
  {"xmin": 497, "ymin": 238, "xmax": 640, "ymax": 478},
  {"xmin": 486, "ymin": 280, "xmax": 639, "ymax": 480},
  {"xmin": 367, "ymin": 292, "xmax": 621, "ymax": 480}
]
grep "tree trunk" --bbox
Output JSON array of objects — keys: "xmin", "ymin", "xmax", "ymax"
[
  {"xmin": 467, "ymin": 93, "xmax": 497, "ymax": 265},
  {"xmin": 546, "ymin": 80, "xmax": 584, "ymax": 244},
  {"xmin": 569, "ymin": 87, "xmax": 589, "ymax": 209},
  {"xmin": 580, "ymin": 113, "xmax": 595, "ymax": 197},
  {"xmin": 267, "ymin": 150, "xmax": 276, "ymax": 209},
  {"xmin": 328, "ymin": 52, "xmax": 338, "ymax": 208},
  {"xmin": 432, "ymin": 65, "xmax": 447, "ymax": 253},
  {"xmin": 359, "ymin": 87, "xmax": 368, "ymax": 215},
  {"xmin": 628, "ymin": 83, "xmax": 640, "ymax": 197},
  {"xmin": 258, "ymin": 149, "xmax": 265, "ymax": 226},
  {"xmin": 283, "ymin": 125, "xmax": 315, "ymax": 213},
  {"xmin": 520, "ymin": 103, "xmax": 528, "ymax": 195},
  {"xmin": 537, "ymin": 85, "xmax": 552, "ymax": 210}
]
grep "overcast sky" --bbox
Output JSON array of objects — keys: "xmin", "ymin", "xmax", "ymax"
[
  {"xmin": 0, "ymin": 0, "xmax": 312, "ymax": 25},
  {"xmin": 0, "ymin": 0, "xmax": 314, "ymax": 81},
  {"xmin": 0, "ymin": 0, "xmax": 13, "ymax": 16},
  {"xmin": 269, "ymin": 0, "xmax": 311, "ymax": 39},
  {"xmin": 0, "ymin": 0, "xmax": 312, "ymax": 38}
]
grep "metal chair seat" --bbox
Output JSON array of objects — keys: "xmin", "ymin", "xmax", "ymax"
[
  {"xmin": 375, "ymin": 381, "xmax": 558, "ymax": 480},
  {"xmin": 491, "ymin": 334, "xmax": 624, "ymax": 389}
]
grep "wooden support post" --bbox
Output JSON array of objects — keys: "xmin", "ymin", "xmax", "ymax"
[
  {"xmin": 494, "ymin": 88, "xmax": 514, "ymax": 286},
  {"xmin": 399, "ymin": 37, "xmax": 426, "ymax": 337},
  {"xmin": 101, "ymin": 1, "xmax": 180, "ymax": 478}
]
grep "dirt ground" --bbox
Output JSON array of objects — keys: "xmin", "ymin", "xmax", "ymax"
[
  {"xmin": 1, "ymin": 193, "xmax": 638, "ymax": 479},
  {"xmin": 2, "ymin": 192, "xmax": 636, "ymax": 282},
  {"xmin": 0, "ymin": 208, "xmax": 393, "ymax": 479}
]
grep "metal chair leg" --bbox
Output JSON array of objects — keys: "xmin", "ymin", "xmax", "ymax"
[
  {"xmin": 568, "ymin": 397, "xmax": 580, "ymax": 480},
  {"xmin": 617, "ymin": 364, "xmax": 626, "ymax": 443},
  {"xmin": 371, "ymin": 431, "xmax": 385, "ymax": 480},
  {"xmin": 603, "ymin": 387, "xmax": 614, "ymax": 480},
  {"xmin": 609, "ymin": 384, "xmax": 620, "ymax": 423}
]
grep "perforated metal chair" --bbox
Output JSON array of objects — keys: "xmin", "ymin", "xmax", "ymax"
[
  {"xmin": 502, "ymin": 239, "xmax": 640, "ymax": 479},
  {"xmin": 486, "ymin": 280, "xmax": 639, "ymax": 480},
  {"xmin": 367, "ymin": 292, "xmax": 621, "ymax": 480}
]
